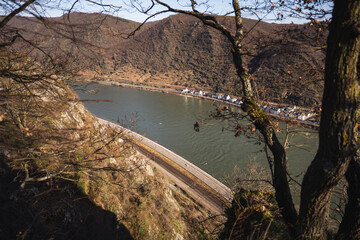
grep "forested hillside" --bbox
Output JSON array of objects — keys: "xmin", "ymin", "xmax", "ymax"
[{"xmin": 7, "ymin": 13, "xmax": 327, "ymax": 106}]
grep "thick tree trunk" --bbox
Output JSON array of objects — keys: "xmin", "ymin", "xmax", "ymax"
[
  {"xmin": 336, "ymin": 153, "xmax": 360, "ymax": 240},
  {"xmin": 156, "ymin": 1, "xmax": 360, "ymax": 238},
  {"xmin": 232, "ymin": 47, "xmax": 252, "ymax": 97},
  {"xmin": 298, "ymin": 1, "xmax": 360, "ymax": 239}
]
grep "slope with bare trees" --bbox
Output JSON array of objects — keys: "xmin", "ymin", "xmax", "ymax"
[{"xmin": 5, "ymin": 12, "xmax": 327, "ymax": 106}]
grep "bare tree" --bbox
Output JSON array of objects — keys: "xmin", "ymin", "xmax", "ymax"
[
  {"xmin": 2, "ymin": 0, "xmax": 360, "ymax": 239},
  {"xmin": 124, "ymin": 0, "xmax": 360, "ymax": 239}
]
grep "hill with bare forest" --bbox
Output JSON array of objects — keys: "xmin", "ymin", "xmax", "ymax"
[
  {"xmin": 7, "ymin": 12, "xmax": 328, "ymax": 106},
  {"xmin": 0, "ymin": 51, "xmax": 223, "ymax": 239}
]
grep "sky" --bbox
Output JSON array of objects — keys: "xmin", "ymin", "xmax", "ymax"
[
  {"xmin": 2, "ymin": 0, "xmax": 333, "ymax": 24},
  {"xmin": 36, "ymin": 0, "xmax": 250, "ymax": 22}
]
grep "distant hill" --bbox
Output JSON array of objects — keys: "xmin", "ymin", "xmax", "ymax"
[{"xmin": 7, "ymin": 12, "xmax": 328, "ymax": 106}]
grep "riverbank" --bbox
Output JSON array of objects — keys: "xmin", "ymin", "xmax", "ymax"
[
  {"xmin": 97, "ymin": 118, "xmax": 232, "ymax": 215},
  {"xmin": 79, "ymin": 79, "xmax": 320, "ymax": 130}
]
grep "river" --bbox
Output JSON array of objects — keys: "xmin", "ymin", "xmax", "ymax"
[{"xmin": 75, "ymin": 83, "xmax": 318, "ymax": 187}]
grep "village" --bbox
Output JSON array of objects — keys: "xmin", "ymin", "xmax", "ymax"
[
  {"xmin": 91, "ymin": 79, "xmax": 321, "ymax": 129},
  {"xmin": 180, "ymin": 88, "xmax": 320, "ymax": 128}
]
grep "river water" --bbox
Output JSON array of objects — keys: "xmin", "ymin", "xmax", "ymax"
[{"xmin": 75, "ymin": 84, "xmax": 318, "ymax": 186}]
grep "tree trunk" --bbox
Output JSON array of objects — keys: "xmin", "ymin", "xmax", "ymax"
[
  {"xmin": 336, "ymin": 153, "xmax": 360, "ymax": 240},
  {"xmin": 298, "ymin": 1, "xmax": 360, "ymax": 239},
  {"xmin": 233, "ymin": 46, "xmax": 298, "ymax": 235},
  {"xmin": 154, "ymin": 1, "xmax": 360, "ymax": 238}
]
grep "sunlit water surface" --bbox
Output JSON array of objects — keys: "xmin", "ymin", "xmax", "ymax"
[{"xmin": 75, "ymin": 84, "xmax": 318, "ymax": 191}]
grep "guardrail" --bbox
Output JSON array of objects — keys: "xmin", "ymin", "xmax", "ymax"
[{"xmin": 97, "ymin": 117, "xmax": 233, "ymax": 203}]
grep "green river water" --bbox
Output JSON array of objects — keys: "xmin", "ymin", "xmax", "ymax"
[{"xmin": 75, "ymin": 84, "xmax": 318, "ymax": 189}]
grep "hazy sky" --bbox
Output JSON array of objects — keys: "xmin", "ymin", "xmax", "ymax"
[
  {"xmin": 43, "ymin": 0, "xmax": 250, "ymax": 22},
  {"xmin": 57, "ymin": 0, "xmax": 318, "ymax": 23},
  {"xmin": 3, "ymin": 0, "xmax": 332, "ymax": 24}
]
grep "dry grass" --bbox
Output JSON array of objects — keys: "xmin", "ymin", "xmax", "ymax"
[{"xmin": 0, "ymin": 51, "xmax": 223, "ymax": 239}]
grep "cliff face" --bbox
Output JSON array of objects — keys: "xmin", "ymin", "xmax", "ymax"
[
  {"xmin": 0, "ymin": 52, "xmax": 222, "ymax": 239},
  {"xmin": 8, "ymin": 13, "xmax": 327, "ymax": 107}
]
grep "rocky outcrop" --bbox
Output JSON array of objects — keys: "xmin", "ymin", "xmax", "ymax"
[{"xmin": 0, "ymin": 53, "xmax": 223, "ymax": 239}]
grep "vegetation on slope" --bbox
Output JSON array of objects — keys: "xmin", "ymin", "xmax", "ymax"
[
  {"xmin": 0, "ymin": 51, "xmax": 223, "ymax": 239},
  {"xmin": 7, "ymin": 13, "xmax": 327, "ymax": 107}
]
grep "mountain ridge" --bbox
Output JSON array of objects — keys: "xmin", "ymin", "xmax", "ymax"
[{"xmin": 8, "ymin": 12, "xmax": 327, "ymax": 106}]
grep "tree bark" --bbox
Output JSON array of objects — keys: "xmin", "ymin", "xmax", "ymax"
[
  {"xmin": 146, "ymin": 1, "xmax": 360, "ymax": 238},
  {"xmin": 230, "ymin": 3, "xmax": 297, "ymax": 233},
  {"xmin": 336, "ymin": 152, "xmax": 360, "ymax": 240},
  {"xmin": 298, "ymin": 0, "xmax": 360, "ymax": 239},
  {"xmin": 236, "ymin": 49, "xmax": 298, "ymax": 235},
  {"xmin": 155, "ymin": 0, "xmax": 299, "ymax": 234}
]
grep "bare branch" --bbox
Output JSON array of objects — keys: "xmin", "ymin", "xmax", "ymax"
[
  {"xmin": 127, "ymin": 10, "xmax": 170, "ymax": 38},
  {"xmin": 155, "ymin": 0, "xmax": 236, "ymax": 46},
  {"xmin": 0, "ymin": 0, "xmax": 35, "ymax": 29},
  {"xmin": 232, "ymin": 0, "xmax": 243, "ymax": 40}
]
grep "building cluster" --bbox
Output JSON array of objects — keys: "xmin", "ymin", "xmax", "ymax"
[
  {"xmin": 181, "ymin": 88, "xmax": 318, "ymax": 124},
  {"xmin": 261, "ymin": 104, "xmax": 316, "ymax": 122},
  {"xmin": 181, "ymin": 88, "xmax": 243, "ymax": 105}
]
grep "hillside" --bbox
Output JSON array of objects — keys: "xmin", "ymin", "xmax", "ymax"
[
  {"xmin": 7, "ymin": 12, "xmax": 327, "ymax": 106},
  {"xmin": 105, "ymin": 14, "xmax": 327, "ymax": 107},
  {"xmin": 0, "ymin": 51, "xmax": 223, "ymax": 239}
]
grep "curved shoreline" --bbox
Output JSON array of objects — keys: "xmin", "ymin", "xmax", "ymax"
[
  {"xmin": 97, "ymin": 117, "xmax": 233, "ymax": 214},
  {"xmin": 80, "ymin": 80, "xmax": 319, "ymax": 130}
]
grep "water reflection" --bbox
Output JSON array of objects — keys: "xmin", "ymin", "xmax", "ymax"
[{"xmin": 75, "ymin": 84, "xmax": 318, "ymax": 187}]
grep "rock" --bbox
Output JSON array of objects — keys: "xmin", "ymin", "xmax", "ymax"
[
  {"xmin": 0, "ymin": 148, "xmax": 10, "ymax": 158},
  {"xmin": 50, "ymin": 74, "xmax": 58, "ymax": 80}
]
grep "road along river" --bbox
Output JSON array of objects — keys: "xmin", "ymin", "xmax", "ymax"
[
  {"xmin": 75, "ymin": 83, "xmax": 318, "ymax": 202},
  {"xmin": 98, "ymin": 118, "xmax": 232, "ymax": 214}
]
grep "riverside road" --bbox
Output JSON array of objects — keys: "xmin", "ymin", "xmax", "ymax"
[{"xmin": 98, "ymin": 118, "xmax": 233, "ymax": 215}]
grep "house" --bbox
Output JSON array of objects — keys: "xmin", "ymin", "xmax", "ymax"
[
  {"xmin": 298, "ymin": 112, "xmax": 313, "ymax": 121},
  {"xmin": 298, "ymin": 114, "xmax": 307, "ymax": 121},
  {"xmin": 202, "ymin": 91, "xmax": 210, "ymax": 97},
  {"xmin": 235, "ymin": 100, "xmax": 243, "ymax": 105},
  {"xmin": 211, "ymin": 93, "xmax": 218, "ymax": 99},
  {"xmin": 225, "ymin": 95, "xmax": 231, "ymax": 101},
  {"xmin": 270, "ymin": 108, "xmax": 281, "ymax": 114},
  {"xmin": 288, "ymin": 106, "xmax": 297, "ymax": 112},
  {"xmin": 288, "ymin": 112, "xmax": 296, "ymax": 118},
  {"xmin": 230, "ymin": 98, "xmax": 237, "ymax": 103},
  {"xmin": 181, "ymin": 88, "xmax": 190, "ymax": 93},
  {"xmin": 282, "ymin": 106, "xmax": 297, "ymax": 113}
]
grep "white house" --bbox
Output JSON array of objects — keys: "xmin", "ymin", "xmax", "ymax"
[
  {"xmin": 298, "ymin": 112, "xmax": 313, "ymax": 121},
  {"xmin": 181, "ymin": 88, "xmax": 190, "ymax": 93},
  {"xmin": 288, "ymin": 106, "xmax": 297, "ymax": 112},
  {"xmin": 270, "ymin": 108, "xmax": 281, "ymax": 114}
]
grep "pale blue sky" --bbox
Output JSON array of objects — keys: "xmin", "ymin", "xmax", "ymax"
[
  {"xmin": 40, "ymin": 0, "xmax": 249, "ymax": 22},
  {"xmin": 2, "ymin": 0, "xmax": 333, "ymax": 24}
]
